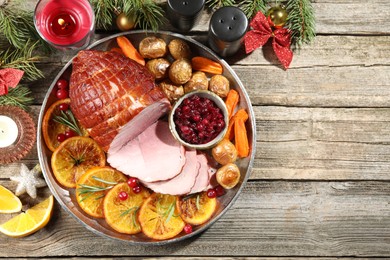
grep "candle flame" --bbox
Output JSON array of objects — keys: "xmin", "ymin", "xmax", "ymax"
[{"xmin": 58, "ymin": 18, "xmax": 65, "ymax": 26}]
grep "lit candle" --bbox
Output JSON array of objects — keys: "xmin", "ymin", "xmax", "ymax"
[
  {"xmin": 0, "ymin": 115, "xmax": 19, "ymax": 148},
  {"xmin": 34, "ymin": 0, "xmax": 95, "ymax": 50}
]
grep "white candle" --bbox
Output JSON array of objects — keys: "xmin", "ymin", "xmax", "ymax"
[{"xmin": 0, "ymin": 115, "xmax": 19, "ymax": 148}]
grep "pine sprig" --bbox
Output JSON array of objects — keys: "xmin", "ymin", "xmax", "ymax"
[
  {"xmin": 0, "ymin": 85, "xmax": 34, "ymax": 110},
  {"xmin": 206, "ymin": 0, "xmax": 236, "ymax": 10},
  {"xmin": 123, "ymin": 0, "xmax": 165, "ymax": 32},
  {"xmin": 240, "ymin": 0, "xmax": 267, "ymax": 18},
  {"xmin": 286, "ymin": 0, "xmax": 316, "ymax": 47},
  {"xmin": 89, "ymin": 0, "xmax": 117, "ymax": 30}
]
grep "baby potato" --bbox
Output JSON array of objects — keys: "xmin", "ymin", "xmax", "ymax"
[
  {"xmin": 159, "ymin": 79, "xmax": 184, "ymax": 102},
  {"xmin": 212, "ymin": 139, "xmax": 238, "ymax": 165},
  {"xmin": 168, "ymin": 39, "xmax": 192, "ymax": 60},
  {"xmin": 139, "ymin": 36, "xmax": 167, "ymax": 59},
  {"xmin": 146, "ymin": 58, "xmax": 170, "ymax": 80},
  {"xmin": 209, "ymin": 75, "xmax": 230, "ymax": 98},
  {"xmin": 216, "ymin": 163, "xmax": 240, "ymax": 189},
  {"xmin": 169, "ymin": 58, "xmax": 192, "ymax": 85},
  {"xmin": 184, "ymin": 71, "xmax": 208, "ymax": 93}
]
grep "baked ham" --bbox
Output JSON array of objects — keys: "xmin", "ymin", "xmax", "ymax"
[{"xmin": 69, "ymin": 50, "xmax": 170, "ymax": 151}]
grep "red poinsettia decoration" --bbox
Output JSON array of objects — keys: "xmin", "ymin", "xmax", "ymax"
[
  {"xmin": 0, "ymin": 68, "xmax": 24, "ymax": 96},
  {"xmin": 244, "ymin": 11, "xmax": 293, "ymax": 69}
]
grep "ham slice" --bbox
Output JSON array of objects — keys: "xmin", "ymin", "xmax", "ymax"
[
  {"xmin": 107, "ymin": 121, "xmax": 186, "ymax": 182},
  {"xmin": 142, "ymin": 149, "xmax": 200, "ymax": 195},
  {"xmin": 190, "ymin": 153, "xmax": 214, "ymax": 194}
]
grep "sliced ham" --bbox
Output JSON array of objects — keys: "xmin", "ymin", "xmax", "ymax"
[
  {"xmin": 107, "ymin": 120, "xmax": 186, "ymax": 182},
  {"xmin": 189, "ymin": 153, "xmax": 214, "ymax": 194},
  {"xmin": 142, "ymin": 149, "xmax": 200, "ymax": 195}
]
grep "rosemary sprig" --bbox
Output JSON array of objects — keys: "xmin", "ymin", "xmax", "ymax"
[
  {"xmin": 156, "ymin": 196, "xmax": 180, "ymax": 224},
  {"xmin": 120, "ymin": 206, "xmax": 140, "ymax": 227},
  {"xmin": 0, "ymin": 85, "xmax": 33, "ymax": 110},
  {"xmin": 76, "ymin": 176, "xmax": 118, "ymax": 202},
  {"xmin": 53, "ymin": 110, "xmax": 83, "ymax": 136}
]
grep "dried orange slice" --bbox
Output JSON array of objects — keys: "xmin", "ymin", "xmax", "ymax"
[
  {"xmin": 0, "ymin": 195, "xmax": 54, "ymax": 237},
  {"xmin": 76, "ymin": 167, "xmax": 127, "ymax": 218},
  {"xmin": 177, "ymin": 191, "xmax": 217, "ymax": 225},
  {"xmin": 42, "ymin": 98, "xmax": 88, "ymax": 152},
  {"xmin": 51, "ymin": 136, "xmax": 106, "ymax": 188},
  {"xmin": 103, "ymin": 183, "xmax": 150, "ymax": 234},
  {"xmin": 138, "ymin": 193, "xmax": 185, "ymax": 240}
]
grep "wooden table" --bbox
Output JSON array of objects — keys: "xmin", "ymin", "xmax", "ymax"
[{"xmin": 1, "ymin": 0, "xmax": 389, "ymax": 258}]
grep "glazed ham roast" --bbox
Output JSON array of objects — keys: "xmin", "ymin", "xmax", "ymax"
[
  {"xmin": 69, "ymin": 49, "xmax": 216, "ymax": 195},
  {"xmin": 69, "ymin": 50, "xmax": 170, "ymax": 152}
]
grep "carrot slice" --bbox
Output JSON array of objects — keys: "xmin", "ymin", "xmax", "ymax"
[
  {"xmin": 234, "ymin": 118, "xmax": 249, "ymax": 158},
  {"xmin": 224, "ymin": 109, "xmax": 248, "ymax": 141},
  {"xmin": 191, "ymin": 56, "xmax": 223, "ymax": 75},
  {"xmin": 225, "ymin": 89, "xmax": 239, "ymax": 119},
  {"xmin": 116, "ymin": 36, "xmax": 145, "ymax": 66},
  {"xmin": 111, "ymin": 47, "xmax": 124, "ymax": 55}
]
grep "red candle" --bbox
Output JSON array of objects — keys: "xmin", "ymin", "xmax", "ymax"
[{"xmin": 34, "ymin": 0, "xmax": 94, "ymax": 49}]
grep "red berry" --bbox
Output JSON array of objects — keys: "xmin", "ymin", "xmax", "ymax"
[
  {"xmin": 215, "ymin": 185, "xmax": 225, "ymax": 197},
  {"xmin": 184, "ymin": 223, "xmax": 193, "ymax": 234},
  {"xmin": 207, "ymin": 188, "xmax": 217, "ymax": 198},
  {"xmin": 56, "ymin": 79, "xmax": 69, "ymax": 90},
  {"xmin": 132, "ymin": 186, "xmax": 141, "ymax": 194},
  {"xmin": 58, "ymin": 103, "xmax": 69, "ymax": 111},
  {"xmin": 127, "ymin": 177, "xmax": 139, "ymax": 188},
  {"xmin": 56, "ymin": 89, "xmax": 69, "ymax": 99},
  {"xmin": 118, "ymin": 191, "xmax": 128, "ymax": 201},
  {"xmin": 57, "ymin": 133, "xmax": 66, "ymax": 142},
  {"xmin": 65, "ymin": 130, "xmax": 77, "ymax": 138}
]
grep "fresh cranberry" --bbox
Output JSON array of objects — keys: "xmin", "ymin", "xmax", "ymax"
[
  {"xmin": 118, "ymin": 191, "xmax": 128, "ymax": 201},
  {"xmin": 207, "ymin": 188, "xmax": 217, "ymax": 198},
  {"xmin": 58, "ymin": 103, "xmax": 69, "ymax": 111},
  {"xmin": 56, "ymin": 79, "xmax": 69, "ymax": 90},
  {"xmin": 65, "ymin": 130, "xmax": 77, "ymax": 138},
  {"xmin": 57, "ymin": 133, "xmax": 66, "ymax": 142},
  {"xmin": 127, "ymin": 177, "xmax": 139, "ymax": 188},
  {"xmin": 56, "ymin": 89, "xmax": 69, "ymax": 99},
  {"xmin": 184, "ymin": 223, "xmax": 193, "ymax": 234},
  {"xmin": 215, "ymin": 185, "xmax": 225, "ymax": 197},
  {"xmin": 132, "ymin": 186, "xmax": 142, "ymax": 194}
]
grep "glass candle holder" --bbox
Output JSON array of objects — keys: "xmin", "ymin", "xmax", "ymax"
[{"xmin": 34, "ymin": 0, "xmax": 95, "ymax": 50}]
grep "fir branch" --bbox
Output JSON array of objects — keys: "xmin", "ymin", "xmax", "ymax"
[
  {"xmin": 89, "ymin": 0, "xmax": 117, "ymax": 30},
  {"xmin": 0, "ymin": 85, "xmax": 33, "ymax": 110},
  {"xmin": 53, "ymin": 110, "xmax": 83, "ymax": 136},
  {"xmin": 0, "ymin": 41, "xmax": 44, "ymax": 81},
  {"xmin": 206, "ymin": 0, "xmax": 236, "ymax": 10},
  {"xmin": 240, "ymin": 0, "xmax": 267, "ymax": 18},
  {"xmin": 286, "ymin": 0, "xmax": 316, "ymax": 47},
  {"xmin": 123, "ymin": 0, "xmax": 165, "ymax": 32}
]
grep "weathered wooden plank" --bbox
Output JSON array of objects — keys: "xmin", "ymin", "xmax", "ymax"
[{"xmin": 0, "ymin": 181, "xmax": 388, "ymax": 257}]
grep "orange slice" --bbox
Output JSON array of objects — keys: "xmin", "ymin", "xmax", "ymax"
[
  {"xmin": 0, "ymin": 195, "xmax": 54, "ymax": 237},
  {"xmin": 103, "ymin": 183, "xmax": 150, "ymax": 234},
  {"xmin": 76, "ymin": 167, "xmax": 127, "ymax": 218},
  {"xmin": 177, "ymin": 191, "xmax": 217, "ymax": 225},
  {"xmin": 51, "ymin": 136, "xmax": 106, "ymax": 188},
  {"xmin": 138, "ymin": 193, "xmax": 185, "ymax": 240},
  {"xmin": 42, "ymin": 98, "xmax": 88, "ymax": 152},
  {"xmin": 0, "ymin": 185, "xmax": 22, "ymax": 213}
]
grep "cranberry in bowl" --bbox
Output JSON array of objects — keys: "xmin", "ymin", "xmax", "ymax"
[{"xmin": 169, "ymin": 90, "xmax": 228, "ymax": 150}]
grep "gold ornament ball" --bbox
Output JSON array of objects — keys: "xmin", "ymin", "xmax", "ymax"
[
  {"xmin": 267, "ymin": 6, "xmax": 288, "ymax": 28},
  {"xmin": 116, "ymin": 13, "xmax": 136, "ymax": 31}
]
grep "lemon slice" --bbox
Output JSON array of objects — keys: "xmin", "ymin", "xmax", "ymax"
[
  {"xmin": 0, "ymin": 195, "xmax": 54, "ymax": 237},
  {"xmin": 0, "ymin": 185, "xmax": 22, "ymax": 213}
]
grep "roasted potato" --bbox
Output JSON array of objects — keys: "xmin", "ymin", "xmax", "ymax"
[
  {"xmin": 168, "ymin": 39, "xmax": 192, "ymax": 60},
  {"xmin": 146, "ymin": 58, "xmax": 170, "ymax": 80},
  {"xmin": 139, "ymin": 36, "xmax": 167, "ymax": 59},
  {"xmin": 216, "ymin": 163, "xmax": 240, "ymax": 189},
  {"xmin": 184, "ymin": 71, "xmax": 208, "ymax": 93},
  {"xmin": 169, "ymin": 58, "xmax": 192, "ymax": 85},
  {"xmin": 159, "ymin": 79, "xmax": 184, "ymax": 102},
  {"xmin": 212, "ymin": 139, "xmax": 238, "ymax": 165},
  {"xmin": 209, "ymin": 75, "xmax": 230, "ymax": 98}
]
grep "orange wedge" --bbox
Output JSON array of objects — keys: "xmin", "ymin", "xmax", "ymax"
[
  {"xmin": 51, "ymin": 136, "xmax": 106, "ymax": 188},
  {"xmin": 42, "ymin": 98, "xmax": 88, "ymax": 152},
  {"xmin": 76, "ymin": 167, "xmax": 127, "ymax": 218},
  {"xmin": 138, "ymin": 193, "xmax": 185, "ymax": 240},
  {"xmin": 0, "ymin": 185, "xmax": 22, "ymax": 213},
  {"xmin": 0, "ymin": 195, "xmax": 54, "ymax": 237},
  {"xmin": 103, "ymin": 183, "xmax": 150, "ymax": 234},
  {"xmin": 177, "ymin": 191, "xmax": 217, "ymax": 225}
]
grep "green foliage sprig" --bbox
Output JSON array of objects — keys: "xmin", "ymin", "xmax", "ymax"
[
  {"xmin": 285, "ymin": 0, "xmax": 316, "ymax": 47},
  {"xmin": 89, "ymin": 0, "xmax": 117, "ymax": 30},
  {"xmin": 0, "ymin": 85, "xmax": 33, "ymax": 110},
  {"xmin": 206, "ymin": 0, "xmax": 236, "ymax": 10},
  {"xmin": 239, "ymin": 0, "xmax": 267, "ymax": 18}
]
